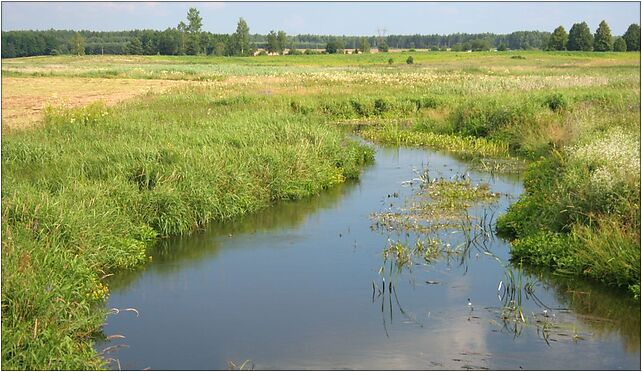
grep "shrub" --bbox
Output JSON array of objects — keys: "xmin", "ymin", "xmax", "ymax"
[
  {"xmin": 387, "ymin": 58, "xmax": 394, "ymax": 65},
  {"xmin": 543, "ymin": 93, "xmax": 568, "ymax": 112},
  {"xmin": 406, "ymin": 56, "xmax": 414, "ymax": 64},
  {"xmin": 373, "ymin": 98, "xmax": 391, "ymax": 115}
]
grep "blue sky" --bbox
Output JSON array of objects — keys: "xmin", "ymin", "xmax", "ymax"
[{"xmin": 2, "ymin": 2, "xmax": 640, "ymax": 35}]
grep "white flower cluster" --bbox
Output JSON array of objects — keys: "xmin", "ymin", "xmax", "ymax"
[{"xmin": 568, "ymin": 128, "xmax": 640, "ymax": 193}]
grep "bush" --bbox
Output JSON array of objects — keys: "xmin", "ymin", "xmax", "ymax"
[
  {"xmin": 543, "ymin": 93, "xmax": 568, "ymax": 112},
  {"xmin": 451, "ymin": 99, "xmax": 537, "ymax": 138},
  {"xmin": 387, "ymin": 58, "xmax": 394, "ymax": 65},
  {"xmin": 406, "ymin": 56, "xmax": 414, "ymax": 64},
  {"xmin": 373, "ymin": 98, "xmax": 391, "ymax": 115}
]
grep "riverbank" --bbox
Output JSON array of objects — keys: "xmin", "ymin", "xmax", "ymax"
[
  {"xmin": 360, "ymin": 88, "xmax": 640, "ymax": 298},
  {"xmin": 1, "ymin": 92, "xmax": 373, "ymax": 369}
]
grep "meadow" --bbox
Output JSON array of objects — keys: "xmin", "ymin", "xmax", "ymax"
[{"xmin": 1, "ymin": 51, "xmax": 640, "ymax": 369}]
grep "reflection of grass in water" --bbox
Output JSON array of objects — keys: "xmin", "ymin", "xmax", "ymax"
[
  {"xmin": 108, "ymin": 181, "xmax": 356, "ymax": 290},
  {"xmin": 524, "ymin": 266, "xmax": 641, "ymax": 352},
  {"xmin": 227, "ymin": 359, "xmax": 254, "ymax": 370}
]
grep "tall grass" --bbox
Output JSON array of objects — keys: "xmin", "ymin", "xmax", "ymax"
[{"xmin": 1, "ymin": 92, "xmax": 373, "ymax": 369}]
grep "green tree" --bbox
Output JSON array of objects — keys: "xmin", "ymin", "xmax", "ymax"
[
  {"xmin": 214, "ymin": 42, "xmax": 226, "ymax": 56},
  {"xmin": 547, "ymin": 26, "xmax": 568, "ymax": 51},
  {"xmin": 623, "ymin": 23, "xmax": 640, "ymax": 51},
  {"xmin": 378, "ymin": 40, "xmax": 389, "ymax": 52},
  {"xmin": 497, "ymin": 42, "xmax": 507, "ymax": 51},
  {"xmin": 266, "ymin": 30, "xmax": 278, "ymax": 53},
  {"xmin": 70, "ymin": 32, "xmax": 85, "ymax": 55},
  {"xmin": 471, "ymin": 39, "xmax": 490, "ymax": 51},
  {"xmin": 231, "ymin": 18, "xmax": 251, "ymax": 56},
  {"xmin": 177, "ymin": 21, "xmax": 188, "ymax": 54},
  {"xmin": 325, "ymin": 38, "xmax": 344, "ymax": 54},
  {"xmin": 277, "ymin": 31, "xmax": 287, "ymax": 54},
  {"xmin": 177, "ymin": 8, "xmax": 204, "ymax": 55},
  {"xmin": 613, "ymin": 37, "xmax": 627, "ymax": 52},
  {"xmin": 126, "ymin": 37, "xmax": 143, "ymax": 55},
  {"xmin": 358, "ymin": 37, "xmax": 370, "ymax": 53},
  {"xmin": 593, "ymin": 20, "xmax": 613, "ymax": 51},
  {"xmin": 567, "ymin": 22, "xmax": 593, "ymax": 51},
  {"xmin": 186, "ymin": 7, "xmax": 202, "ymax": 33}
]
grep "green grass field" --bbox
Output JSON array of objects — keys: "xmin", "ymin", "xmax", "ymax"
[{"xmin": 2, "ymin": 51, "xmax": 640, "ymax": 369}]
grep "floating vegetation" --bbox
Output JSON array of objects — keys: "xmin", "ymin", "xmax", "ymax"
[{"xmin": 371, "ymin": 171, "xmax": 500, "ymax": 236}]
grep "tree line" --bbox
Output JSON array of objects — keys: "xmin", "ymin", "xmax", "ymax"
[
  {"xmin": 546, "ymin": 21, "xmax": 640, "ymax": 52},
  {"xmin": 2, "ymin": 8, "xmax": 639, "ymax": 58}
]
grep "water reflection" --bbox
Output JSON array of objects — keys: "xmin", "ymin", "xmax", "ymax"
[
  {"xmin": 526, "ymin": 266, "xmax": 640, "ymax": 353},
  {"xmin": 107, "ymin": 181, "xmax": 358, "ymax": 291}
]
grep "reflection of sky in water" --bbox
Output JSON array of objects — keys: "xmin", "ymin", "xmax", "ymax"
[{"xmin": 98, "ymin": 144, "xmax": 640, "ymax": 370}]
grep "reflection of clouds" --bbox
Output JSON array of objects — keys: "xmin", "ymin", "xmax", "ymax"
[
  {"xmin": 257, "ymin": 273, "xmax": 491, "ymax": 370},
  {"xmin": 255, "ymin": 313, "xmax": 491, "ymax": 370}
]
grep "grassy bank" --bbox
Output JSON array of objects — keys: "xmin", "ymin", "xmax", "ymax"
[
  {"xmin": 353, "ymin": 73, "xmax": 640, "ymax": 298},
  {"xmin": 1, "ymin": 90, "xmax": 373, "ymax": 369}
]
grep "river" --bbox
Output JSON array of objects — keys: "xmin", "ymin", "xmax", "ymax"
[{"xmin": 97, "ymin": 143, "xmax": 640, "ymax": 370}]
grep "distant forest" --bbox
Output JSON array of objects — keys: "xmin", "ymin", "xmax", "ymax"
[
  {"xmin": 0, "ymin": 29, "xmax": 554, "ymax": 57},
  {"xmin": 2, "ymin": 8, "xmax": 639, "ymax": 58}
]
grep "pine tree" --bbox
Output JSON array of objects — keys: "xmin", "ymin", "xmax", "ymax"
[
  {"xmin": 567, "ymin": 22, "xmax": 593, "ymax": 51},
  {"xmin": 593, "ymin": 20, "xmax": 613, "ymax": 52},
  {"xmin": 623, "ymin": 23, "xmax": 640, "ymax": 51},
  {"xmin": 126, "ymin": 37, "xmax": 143, "ymax": 55}
]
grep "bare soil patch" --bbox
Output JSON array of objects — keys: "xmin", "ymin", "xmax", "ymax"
[{"xmin": 2, "ymin": 76, "xmax": 187, "ymax": 131}]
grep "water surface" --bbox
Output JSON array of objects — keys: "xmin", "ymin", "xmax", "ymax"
[{"xmin": 98, "ymin": 144, "xmax": 640, "ymax": 370}]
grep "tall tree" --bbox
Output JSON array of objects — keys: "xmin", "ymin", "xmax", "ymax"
[
  {"xmin": 266, "ymin": 30, "xmax": 278, "ymax": 53},
  {"xmin": 358, "ymin": 37, "xmax": 370, "ymax": 53},
  {"xmin": 70, "ymin": 32, "xmax": 85, "ymax": 55},
  {"xmin": 126, "ymin": 37, "xmax": 143, "ymax": 55},
  {"xmin": 593, "ymin": 20, "xmax": 613, "ymax": 51},
  {"xmin": 231, "ymin": 18, "xmax": 250, "ymax": 56},
  {"xmin": 277, "ymin": 31, "xmax": 287, "ymax": 54},
  {"xmin": 567, "ymin": 22, "xmax": 593, "ymax": 51},
  {"xmin": 186, "ymin": 8, "xmax": 203, "ymax": 33},
  {"xmin": 613, "ymin": 37, "xmax": 627, "ymax": 52},
  {"xmin": 547, "ymin": 26, "xmax": 568, "ymax": 51},
  {"xmin": 622, "ymin": 23, "xmax": 640, "ymax": 51},
  {"xmin": 185, "ymin": 7, "xmax": 204, "ymax": 54},
  {"xmin": 377, "ymin": 40, "xmax": 389, "ymax": 52}
]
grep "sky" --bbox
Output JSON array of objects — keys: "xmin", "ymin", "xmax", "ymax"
[{"xmin": 1, "ymin": 2, "xmax": 640, "ymax": 36}]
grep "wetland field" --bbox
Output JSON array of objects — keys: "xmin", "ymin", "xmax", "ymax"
[{"xmin": 1, "ymin": 51, "xmax": 640, "ymax": 369}]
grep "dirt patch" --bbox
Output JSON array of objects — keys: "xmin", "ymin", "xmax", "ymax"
[{"xmin": 2, "ymin": 76, "xmax": 188, "ymax": 132}]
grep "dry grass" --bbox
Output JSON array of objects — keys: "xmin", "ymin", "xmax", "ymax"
[{"xmin": 1, "ymin": 76, "xmax": 187, "ymax": 131}]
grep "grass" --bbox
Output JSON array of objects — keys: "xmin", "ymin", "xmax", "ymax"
[
  {"xmin": 1, "ymin": 51, "xmax": 640, "ymax": 369},
  {"xmin": 1, "ymin": 90, "xmax": 373, "ymax": 369}
]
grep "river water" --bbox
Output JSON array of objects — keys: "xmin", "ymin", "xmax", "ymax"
[{"xmin": 97, "ymin": 144, "xmax": 640, "ymax": 370}]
